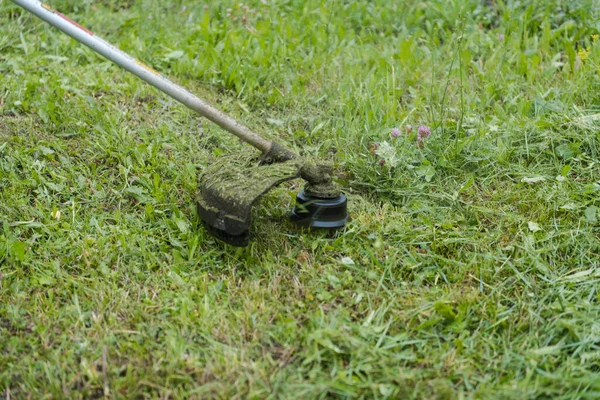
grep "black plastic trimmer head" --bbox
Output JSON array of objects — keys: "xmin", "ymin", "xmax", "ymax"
[
  {"xmin": 289, "ymin": 161, "xmax": 349, "ymax": 230},
  {"xmin": 290, "ymin": 190, "xmax": 348, "ymax": 229},
  {"xmin": 13, "ymin": 0, "xmax": 349, "ymax": 247}
]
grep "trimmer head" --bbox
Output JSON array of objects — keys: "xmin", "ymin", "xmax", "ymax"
[
  {"xmin": 290, "ymin": 190, "xmax": 348, "ymax": 228},
  {"xmin": 197, "ymin": 154, "xmax": 348, "ymax": 246}
]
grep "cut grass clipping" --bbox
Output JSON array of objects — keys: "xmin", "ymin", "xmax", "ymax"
[{"xmin": 1, "ymin": 0, "xmax": 600, "ymax": 398}]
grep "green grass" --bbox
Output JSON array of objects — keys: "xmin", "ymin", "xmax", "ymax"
[{"xmin": 2, "ymin": 0, "xmax": 600, "ymax": 398}]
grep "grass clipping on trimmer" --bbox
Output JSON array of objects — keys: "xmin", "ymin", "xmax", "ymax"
[{"xmin": 196, "ymin": 153, "xmax": 302, "ymax": 246}]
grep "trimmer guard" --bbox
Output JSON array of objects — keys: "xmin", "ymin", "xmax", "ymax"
[{"xmin": 197, "ymin": 160, "xmax": 301, "ymax": 246}]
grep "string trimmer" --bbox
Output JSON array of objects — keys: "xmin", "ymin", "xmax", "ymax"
[{"xmin": 10, "ymin": 0, "xmax": 348, "ymax": 246}]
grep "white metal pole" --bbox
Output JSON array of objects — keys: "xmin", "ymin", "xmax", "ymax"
[{"xmin": 10, "ymin": 0, "xmax": 273, "ymax": 153}]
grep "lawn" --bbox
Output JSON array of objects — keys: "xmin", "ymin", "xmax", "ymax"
[{"xmin": 1, "ymin": 0, "xmax": 600, "ymax": 398}]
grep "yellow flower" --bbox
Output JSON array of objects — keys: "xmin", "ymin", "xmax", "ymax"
[
  {"xmin": 592, "ymin": 34, "xmax": 599, "ymax": 43},
  {"xmin": 578, "ymin": 47, "xmax": 591, "ymax": 60}
]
